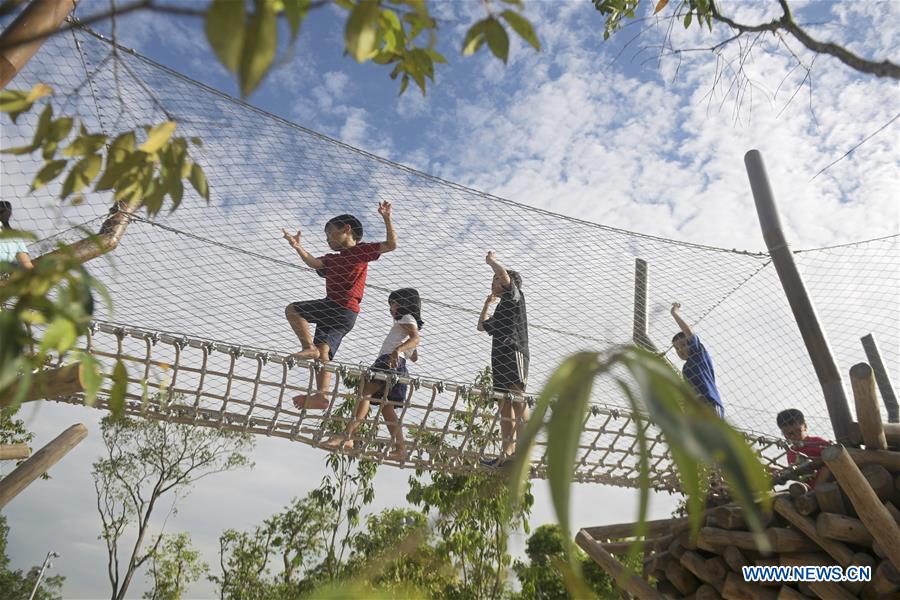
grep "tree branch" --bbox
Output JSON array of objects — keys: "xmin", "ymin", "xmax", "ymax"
[{"xmin": 709, "ymin": 0, "xmax": 900, "ymax": 79}]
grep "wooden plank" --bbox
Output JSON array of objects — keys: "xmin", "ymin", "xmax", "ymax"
[
  {"xmin": 575, "ymin": 529, "xmax": 664, "ymax": 599},
  {"xmin": 0, "ymin": 444, "xmax": 30, "ymax": 460},
  {"xmin": 0, "ymin": 424, "xmax": 87, "ymax": 509},
  {"xmin": 665, "ymin": 560, "xmax": 701, "ymax": 595},
  {"xmin": 772, "ymin": 496, "xmax": 856, "ymax": 568},
  {"xmin": 823, "ymin": 444, "xmax": 900, "ymax": 569},
  {"xmin": 583, "ymin": 516, "xmax": 690, "ymax": 540},
  {"xmin": 851, "ymin": 362, "xmax": 888, "ymax": 450},
  {"xmin": 807, "ymin": 581, "xmax": 856, "ymax": 600},
  {"xmin": 722, "ymin": 572, "xmax": 777, "ymax": 600},
  {"xmin": 794, "ymin": 491, "xmax": 819, "ymax": 516},
  {"xmin": 775, "ymin": 586, "xmax": 805, "ymax": 600},
  {"xmin": 681, "ymin": 551, "xmax": 727, "ymax": 590},
  {"xmin": 814, "ymin": 482, "xmax": 847, "ymax": 515}
]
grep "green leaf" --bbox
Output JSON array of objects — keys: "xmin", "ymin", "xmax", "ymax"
[
  {"xmin": 239, "ymin": 0, "xmax": 278, "ymax": 97},
  {"xmin": 62, "ymin": 133, "xmax": 107, "ymax": 157},
  {"xmin": 189, "ymin": 163, "xmax": 210, "ymax": 201},
  {"xmin": 683, "ymin": 11, "xmax": 692, "ymax": 28},
  {"xmin": 78, "ymin": 352, "xmax": 103, "ymax": 407},
  {"xmin": 109, "ymin": 359, "xmax": 128, "ymax": 419},
  {"xmin": 500, "ymin": 10, "xmax": 540, "ymax": 51},
  {"xmin": 31, "ymin": 159, "xmax": 67, "ymax": 191},
  {"xmin": 205, "ymin": 0, "xmax": 246, "ymax": 73},
  {"xmin": 0, "ymin": 144, "xmax": 37, "ymax": 155},
  {"xmin": 139, "ymin": 121, "xmax": 177, "ymax": 153},
  {"xmin": 484, "ymin": 18, "xmax": 510, "ymax": 63},
  {"xmin": 40, "ymin": 317, "xmax": 77, "ymax": 353},
  {"xmin": 31, "ymin": 103, "xmax": 53, "ymax": 148},
  {"xmin": 283, "ymin": 0, "xmax": 310, "ymax": 41},
  {"xmin": 0, "ymin": 89, "xmax": 28, "ymax": 111},
  {"xmin": 25, "ymin": 83, "xmax": 53, "ymax": 103},
  {"xmin": 462, "ymin": 19, "xmax": 490, "ymax": 56},
  {"xmin": 345, "ymin": 0, "xmax": 380, "ymax": 62},
  {"xmin": 61, "ymin": 154, "xmax": 103, "ymax": 199},
  {"xmin": 48, "ymin": 117, "xmax": 74, "ymax": 142},
  {"xmin": 190, "ymin": 136, "xmax": 203, "ymax": 147}
]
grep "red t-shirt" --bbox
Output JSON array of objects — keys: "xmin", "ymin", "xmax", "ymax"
[
  {"xmin": 786, "ymin": 435, "xmax": 831, "ymax": 464},
  {"xmin": 318, "ymin": 242, "xmax": 381, "ymax": 313}
]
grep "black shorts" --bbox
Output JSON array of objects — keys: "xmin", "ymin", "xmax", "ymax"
[
  {"xmin": 368, "ymin": 354, "xmax": 409, "ymax": 405},
  {"xmin": 491, "ymin": 345, "xmax": 528, "ymax": 393},
  {"xmin": 288, "ymin": 298, "xmax": 357, "ymax": 360}
]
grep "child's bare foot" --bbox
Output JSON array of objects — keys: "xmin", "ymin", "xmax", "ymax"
[
  {"xmin": 387, "ymin": 444, "xmax": 407, "ymax": 462},
  {"xmin": 292, "ymin": 392, "xmax": 329, "ymax": 410},
  {"xmin": 322, "ymin": 434, "xmax": 354, "ymax": 450},
  {"xmin": 291, "ymin": 347, "xmax": 321, "ymax": 360}
]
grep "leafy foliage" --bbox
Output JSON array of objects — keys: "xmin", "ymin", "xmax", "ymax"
[
  {"xmin": 143, "ymin": 533, "xmax": 208, "ymax": 600},
  {"xmin": 0, "ymin": 516, "xmax": 64, "ymax": 600},
  {"xmin": 93, "ymin": 414, "xmax": 254, "ymax": 600},
  {"xmin": 592, "ymin": 0, "xmax": 713, "ymax": 40},
  {"xmin": 509, "ymin": 348, "xmax": 771, "ymax": 592}
]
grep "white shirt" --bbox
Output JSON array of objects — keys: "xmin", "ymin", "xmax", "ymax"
[{"xmin": 379, "ymin": 314, "xmax": 418, "ymax": 359}]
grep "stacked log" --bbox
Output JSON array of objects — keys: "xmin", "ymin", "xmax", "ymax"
[{"xmin": 578, "ymin": 446, "xmax": 900, "ymax": 599}]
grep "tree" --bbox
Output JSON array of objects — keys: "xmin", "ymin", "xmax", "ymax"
[
  {"xmin": 513, "ymin": 524, "xmax": 626, "ymax": 599},
  {"xmin": 143, "ymin": 533, "xmax": 208, "ymax": 600},
  {"xmin": 0, "ymin": 515, "xmax": 64, "ymax": 600},
  {"xmin": 92, "ymin": 415, "xmax": 254, "ymax": 600}
]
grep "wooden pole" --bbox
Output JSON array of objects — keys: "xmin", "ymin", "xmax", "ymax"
[
  {"xmin": 861, "ymin": 333, "xmax": 899, "ymax": 423},
  {"xmin": 0, "ymin": 363, "xmax": 83, "ymax": 408},
  {"xmin": 822, "ymin": 444, "xmax": 900, "ymax": 569},
  {"xmin": 0, "ymin": 423, "xmax": 86, "ymax": 509},
  {"xmin": 845, "ymin": 447, "xmax": 900, "ymax": 471},
  {"xmin": 0, "ymin": 444, "xmax": 31, "ymax": 460},
  {"xmin": 772, "ymin": 497, "xmax": 857, "ymax": 567},
  {"xmin": 633, "ymin": 258, "xmax": 656, "ymax": 351},
  {"xmin": 576, "ymin": 529, "xmax": 664, "ymax": 598},
  {"xmin": 583, "ymin": 516, "xmax": 691, "ymax": 540},
  {"xmin": 850, "ymin": 362, "xmax": 887, "ymax": 450},
  {"xmin": 744, "ymin": 150, "xmax": 854, "ymax": 445},
  {"xmin": 0, "ymin": 0, "xmax": 79, "ymax": 88}
]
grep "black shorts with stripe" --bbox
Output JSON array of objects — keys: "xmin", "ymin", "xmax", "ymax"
[{"xmin": 491, "ymin": 343, "xmax": 528, "ymax": 393}]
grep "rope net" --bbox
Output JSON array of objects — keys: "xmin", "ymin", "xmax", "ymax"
[{"xmin": 2, "ymin": 27, "xmax": 898, "ymax": 490}]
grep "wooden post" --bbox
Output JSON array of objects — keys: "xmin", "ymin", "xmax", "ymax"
[
  {"xmin": 0, "ymin": 0, "xmax": 79, "ymax": 87},
  {"xmin": 861, "ymin": 333, "xmax": 899, "ymax": 423},
  {"xmin": 850, "ymin": 362, "xmax": 887, "ymax": 450},
  {"xmin": 822, "ymin": 444, "xmax": 900, "ymax": 569},
  {"xmin": 815, "ymin": 512, "xmax": 873, "ymax": 546},
  {"xmin": 665, "ymin": 560, "xmax": 700, "ymax": 595},
  {"xmin": 866, "ymin": 560, "xmax": 900, "ymax": 597},
  {"xmin": 794, "ymin": 491, "xmax": 819, "ymax": 516},
  {"xmin": 0, "ymin": 363, "xmax": 83, "ymax": 408},
  {"xmin": 0, "ymin": 444, "xmax": 31, "ymax": 460},
  {"xmin": 846, "ymin": 447, "xmax": 900, "ymax": 471},
  {"xmin": 0, "ymin": 423, "xmax": 86, "ymax": 509},
  {"xmin": 722, "ymin": 572, "xmax": 777, "ymax": 600},
  {"xmin": 633, "ymin": 258, "xmax": 656, "ymax": 351},
  {"xmin": 814, "ymin": 482, "xmax": 847, "ymax": 515},
  {"xmin": 807, "ymin": 581, "xmax": 856, "ymax": 600},
  {"xmin": 744, "ymin": 150, "xmax": 854, "ymax": 445},
  {"xmin": 575, "ymin": 529, "xmax": 664, "ymax": 599},
  {"xmin": 776, "ymin": 586, "xmax": 805, "ymax": 600}
]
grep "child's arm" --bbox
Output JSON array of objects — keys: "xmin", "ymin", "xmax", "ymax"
[
  {"xmin": 477, "ymin": 294, "xmax": 497, "ymax": 331},
  {"xmin": 485, "ymin": 251, "xmax": 511, "ymax": 288},
  {"xmin": 377, "ymin": 201, "xmax": 398, "ymax": 253},
  {"xmin": 670, "ymin": 302, "xmax": 694, "ymax": 340},
  {"xmin": 282, "ymin": 228, "xmax": 325, "ymax": 270},
  {"xmin": 390, "ymin": 323, "xmax": 420, "ymax": 365}
]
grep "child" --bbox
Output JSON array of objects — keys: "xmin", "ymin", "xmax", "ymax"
[
  {"xmin": 323, "ymin": 287, "xmax": 422, "ymax": 461},
  {"xmin": 777, "ymin": 408, "xmax": 831, "ymax": 488},
  {"xmin": 478, "ymin": 251, "xmax": 529, "ymax": 466},
  {"xmin": 282, "ymin": 201, "xmax": 397, "ymax": 410},
  {"xmin": 670, "ymin": 302, "xmax": 724, "ymax": 418},
  {"xmin": 0, "ymin": 201, "xmax": 33, "ymax": 270}
]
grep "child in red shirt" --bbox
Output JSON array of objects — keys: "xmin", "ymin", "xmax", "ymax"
[
  {"xmin": 282, "ymin": 202, "xmax": 397, "ymax": 409},
  {"xmin": 777, "ymin": 408, "xmax": 831, "ymax": 488}
]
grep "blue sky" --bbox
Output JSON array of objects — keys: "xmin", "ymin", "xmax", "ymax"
[{"xmin": 2, "ymin": 1, "xmax": 899, "ymax": 597}]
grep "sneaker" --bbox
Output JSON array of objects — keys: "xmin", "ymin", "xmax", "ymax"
[{"xmin": 480, "ymin": 454, "xmax": 513, "ymax": 468}]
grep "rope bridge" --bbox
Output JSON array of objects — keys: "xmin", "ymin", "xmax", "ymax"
[
  {"xmin": 45, "ymin": 320, "xmax": 793, "ymax": 491},
  {"xmin": 2, "ymin": 26, "xmax": 898, "ymax": 490}
]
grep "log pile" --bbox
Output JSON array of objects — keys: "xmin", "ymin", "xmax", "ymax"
[{"xmin": 577, "ymin": 444, "xmax": 900, "ymax": 599}]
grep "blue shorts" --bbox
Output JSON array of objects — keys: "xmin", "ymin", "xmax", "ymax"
[
  {"xmin": 288, "ymin": 298, "xmax": 357, "ymax": 360},
  {"xmin": 368, "ymin": 354, "xmax": 409, "ymax": 404}
]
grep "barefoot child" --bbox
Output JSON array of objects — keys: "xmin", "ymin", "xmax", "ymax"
[
  {"xmin": 670, "ymin": 302, "xmax": 724, "ymax": 418},
  {"xmin": 323, "ymin": 288, "xmax": 423, "ymax": 461},
  {"xmin": 478, "ymin": 251, "xmax": 529, "ymax": 466},
  {"xmin": 282, "ymin": 202, "xmax": 397, "ymax": 409}
]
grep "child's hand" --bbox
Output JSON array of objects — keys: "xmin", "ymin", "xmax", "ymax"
[
  {"xmin": 378, "ymin": 201, "xmax": 392, "ymax": 218},
  {"xmin": 670, "ymin": 302, "xmax": 681, "ymax": 316},
  {"xmin": 282, "ymin": 228, "xmax": 302, "ymax": 250},
  {"xmin": 485, "ymin": 250, "xmax": 497, "ymax": 265},
  {"xmin": 389, "ymin": 348, "xmax": 401, "ymax": 368},
  {"xmin": 485, "ymin": 294, "xmax": 498, "ymax": 304}
]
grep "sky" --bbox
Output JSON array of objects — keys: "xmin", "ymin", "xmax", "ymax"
[{"xmin": 1, "ymin": 0, "xmax": 899, "ymax": 597}]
